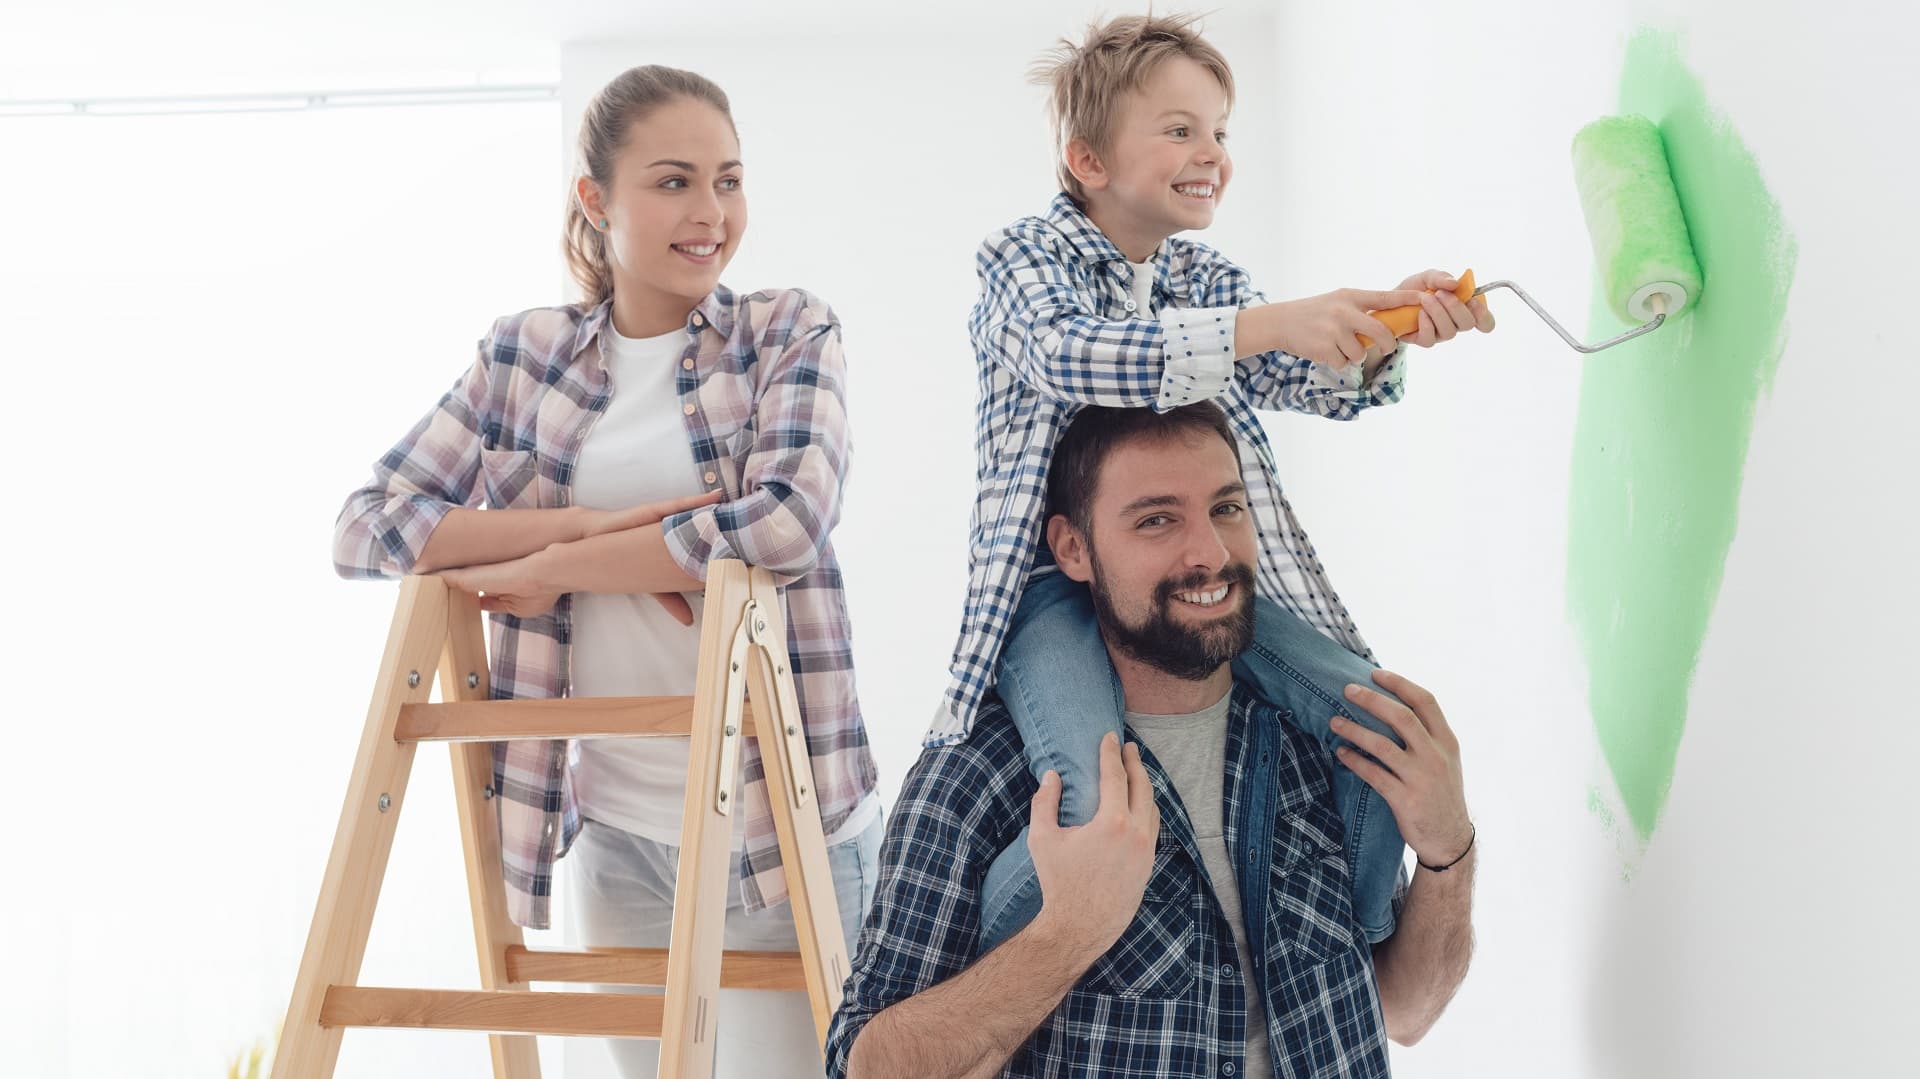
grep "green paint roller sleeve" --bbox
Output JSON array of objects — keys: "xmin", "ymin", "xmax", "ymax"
[{"xmin": 1572, "ymin": 115, "xmax": 1705, "ymax": 325}]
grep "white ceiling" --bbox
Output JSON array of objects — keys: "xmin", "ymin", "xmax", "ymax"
[{"xmin": 0, "ymin": 0, "xmax": 1280, "ymax": 100}]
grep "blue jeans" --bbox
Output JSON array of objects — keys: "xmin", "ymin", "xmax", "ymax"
[
  {"xmin": 570, "ymin": 815, "xmax": 884, "ymax": 1079},
  {"xmin": 979, "ymin": 571, "xmax": 1407, "ymax": 951}
]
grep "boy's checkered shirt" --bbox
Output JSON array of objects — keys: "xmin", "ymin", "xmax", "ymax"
[{"xmin": 933, "ymin": 193, "xmax": 1409, "ymax": 746}]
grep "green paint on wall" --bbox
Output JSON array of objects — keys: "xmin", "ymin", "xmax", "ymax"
[{"xmin": 1567, "ymin": 28, "xmax": 1796, "ymax": 841}]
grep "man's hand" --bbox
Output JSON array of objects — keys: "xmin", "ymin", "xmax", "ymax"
[
  {"xmin": 1392, "ymin": 269, "xmax": 1495, "ymax": 350},
  {"xmin": 1027, "ymin": 732, "xmax": 1162, "ymax": 964},
  {"xmin": 1331, "ymin": 670, "xmax": 1472, "ymax": 869}
]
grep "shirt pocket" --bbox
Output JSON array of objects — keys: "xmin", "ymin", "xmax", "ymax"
[
  {"xmin": 1265, "ymin": 800, "xmax": 1361, "ymax": 966},
  {"xmin": 1081, "ymin": 847, "xmax": 1198, "ymax": 1000},
  {"xmin": 479, "ymin": 447, "xmax": 541, "ymax": 509}
]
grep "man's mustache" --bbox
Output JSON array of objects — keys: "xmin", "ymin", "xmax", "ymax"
[{"xmin": 1153, "ymin": 561, "xmax": 1256, "ymax": 605}]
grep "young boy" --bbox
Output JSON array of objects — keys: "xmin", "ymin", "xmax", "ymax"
[{"xmin": 936, "ymin": 13, "xmax": 1494, "ymax": 952}]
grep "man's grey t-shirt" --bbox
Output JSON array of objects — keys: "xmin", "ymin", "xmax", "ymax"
[{"xmin": 1127, "ymin": 690, "xmax": 1273, "ymax": 1078}]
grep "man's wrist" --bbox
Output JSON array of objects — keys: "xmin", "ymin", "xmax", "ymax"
[
  {"xmin": 1415, "ymin": 823, "xmax": 1476, "ymax": 873},
  {"xmin": 1026, "ymin": 905, "xmax": 1113, "ymax": 972}
]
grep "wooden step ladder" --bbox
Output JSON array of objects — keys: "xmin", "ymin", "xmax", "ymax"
[{"xmin": 273, "ymin": 560, "xmax": 849, "ymax": 1078}]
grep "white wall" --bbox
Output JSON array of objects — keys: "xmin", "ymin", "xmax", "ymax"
[
  {"xmin": 0, "ymin": 100, "xmax": 568, "ymax": 1078},
  {"xmin": 1261, "ymin": 2, "xmax": 1920, "ymax": 1076}
]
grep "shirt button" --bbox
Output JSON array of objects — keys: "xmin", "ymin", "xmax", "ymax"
[
  {"xmin": 682, "ymin": 358, "xmax": 695, "ymax": 370},
  {"xmin": 1124, "ymin": 300, "xmax": 1137, "ymax": 312},
  {"xmin": 683, "ymin": 403, "xmax": 696, "ymax": 416},
  {"xmin": 703, "ymin": 471, "xmax": 718, "ymax": 484},
  {"xmin": 691, "ymin": 312, "xmax": 705, "ymax": 327},
  {"xmin": 1223, "ymin": 1063, "xmax": 1237, "ymax": 1077},
  {"xmin": 1220, "ymin": 963, "xmax": 1236, "ymax": 979}
]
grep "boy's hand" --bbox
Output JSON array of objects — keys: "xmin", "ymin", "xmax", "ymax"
[
  {"xmin": 1395, "ymin": 269, "xmax": 1496, "ymax": 349},
  {"xmin": 1267, "ymin": 287, "xmax": 1429, "ymax": 370}
]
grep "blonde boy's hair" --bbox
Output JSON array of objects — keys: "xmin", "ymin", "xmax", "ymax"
[{"xmin": 1031, "ymin": 13, "xmax": 1236, "ymax": 204}]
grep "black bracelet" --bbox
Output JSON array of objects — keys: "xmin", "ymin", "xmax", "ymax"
[{"xmin": 1417, "ymin": 824, "xmax": 1475, "ymax": 873}]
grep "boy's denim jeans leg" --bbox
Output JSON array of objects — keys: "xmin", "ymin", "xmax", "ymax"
[
  {"xmin": 1231, "ymin": 596, "xmax": 1408, "ymax": 943},
  {"xmin": 978, "ymin": 571, "xmax": 1122, "ymax": 952}
]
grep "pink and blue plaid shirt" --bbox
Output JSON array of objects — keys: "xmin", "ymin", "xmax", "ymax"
[
  {"xmin": 934, "ymin": 193, "xmax": 1410, "ymax": 745},
  {"xmin": 333, "ymin": 286, "xmax": 878, "ymax": 929}
]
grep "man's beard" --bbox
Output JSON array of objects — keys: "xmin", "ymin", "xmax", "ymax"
[{"xmin": 1087, "ymin": 554, "xmax": 1256, "ymax": 682}]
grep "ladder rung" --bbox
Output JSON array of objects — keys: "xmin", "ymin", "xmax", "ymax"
[
  {"xmin": 395, "ymin": 696, "xmax": 759, "ymax": 743},
  {"xmin": 319, "ymin": 986, "xmax": 664, "ymax": 1039},
  {"xmin": 505, "ymin": 945, "xmax": 809, "ymax": 990}
]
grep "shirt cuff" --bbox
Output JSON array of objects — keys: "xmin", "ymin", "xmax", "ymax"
[
  {"xmin": 661, "ymin": 507, "xmax": 725, "ymax": 579},
  {"xmin": 1306, "ymin": 344, "xmax": 1409, "ymax": 405},
  {"xmin": 384, "ymin": 495, "xmax": 457, "ymax": 576},
  {"xmin": 1155, "ymin": 306, "xmax": 1238, "ymax": 411}
]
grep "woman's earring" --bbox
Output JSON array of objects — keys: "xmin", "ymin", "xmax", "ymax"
[{"xmin": 598, "ymin": 219, "xmax": 609, "ymax": 230}]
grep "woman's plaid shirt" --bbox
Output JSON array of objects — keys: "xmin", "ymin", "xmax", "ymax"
[{"xmin": 332, "ymin": 287, "xmax": 878, "ymax": 929}]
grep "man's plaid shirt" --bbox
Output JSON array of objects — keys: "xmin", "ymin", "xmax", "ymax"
[{"xmin": 828, "ymin": 685, "xmax": 1391, "ymax": 1078}]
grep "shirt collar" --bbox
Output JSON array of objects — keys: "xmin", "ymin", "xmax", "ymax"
[
  {"xmin": 569, "ymin": 282, "xmax": 739, "ymax": 362},
  {"xmin": 1046, "ymin": 192, "xmax": 1131, "ymax": 266},
  {"xmin": 1046, "ymin": 192, "xmax": 1173, "ymax": 302}
]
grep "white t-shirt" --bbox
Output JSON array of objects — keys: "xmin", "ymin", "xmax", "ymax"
[
  {"xmin": 1129, "ymin": 253, "xmax": 1156, "ymax": 313},
  {"xmin": 568, "ymin": 322, "xmax": 878, "ymax": 849}
]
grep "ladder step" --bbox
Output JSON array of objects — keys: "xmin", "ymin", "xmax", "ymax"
[
  {"xmin": 396, "ymin": 696, "xmax": 759, "ymax": 743},
  {"xmin": 505, "ymin": 946, "xmax": 810, "ymax": 990},
  {"xmin": 319, "ymin": 986, "xmax": 664, "ymax": 1039}
]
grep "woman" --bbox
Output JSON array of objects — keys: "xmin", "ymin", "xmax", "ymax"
[{"xmin": 331, "ymin": 64, "xmax": 881, "ymax": 1076}]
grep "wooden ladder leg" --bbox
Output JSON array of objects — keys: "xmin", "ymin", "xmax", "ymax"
[
  {"xmin": 442, "ymin": 587, "xmax": 542, "ymax": 1079},
  {"xmin": 273, "ymin": 576, "xmax": 451, "ymax": 1079},
  {"xmin": 659, "ymin": 560, "xmax": 757, "ymax": 1079},
  {"xmin": 743, "ymin": 567, "xmax": 850, "ymax": 1051}
]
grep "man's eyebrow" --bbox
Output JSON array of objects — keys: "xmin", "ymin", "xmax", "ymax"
[
  {"xmin": 1116, "ymin": 493, "xmax": 1182, "ymax": 517},
  {"xmin": 1115, "ymin": 483, "xmax": 1245, "ymax": 518}
]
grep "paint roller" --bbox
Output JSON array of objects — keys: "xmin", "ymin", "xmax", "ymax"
[{"xmin": 1359, "ymin": 114, "xmax": 1703, "ymax": 354}]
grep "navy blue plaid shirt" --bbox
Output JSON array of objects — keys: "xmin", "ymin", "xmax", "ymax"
[{"xmin": 827, "ymin": 685, "xmax": 1391, "ymax": 1078}]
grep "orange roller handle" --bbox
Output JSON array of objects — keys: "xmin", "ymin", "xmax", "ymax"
[{"xmin": 1356, "ymin": 268, "xmax": 1476, "ymax": 349}]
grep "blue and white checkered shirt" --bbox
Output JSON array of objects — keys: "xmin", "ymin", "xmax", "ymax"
[
  {"xmin": 933, "ymin": 193, "xmax": 1408, "ymax": 746},
  {"xmin": 826, "ymin": 685, "xmax": 1392, "ymax": 1078}
]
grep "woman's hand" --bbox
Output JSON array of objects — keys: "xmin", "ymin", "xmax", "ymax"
[
  {"xmin": 577, "ymin": 489, "xmax": 726, "ymax": 540},
  {"xmin": 439, "ymin": 554, "xmax": 562, "ymax": 618}
]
